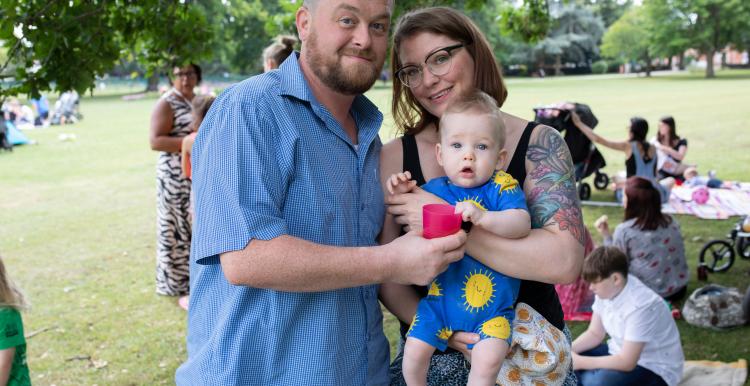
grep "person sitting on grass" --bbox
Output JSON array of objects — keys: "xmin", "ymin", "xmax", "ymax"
[
  {"xmin": 0, "ymin": 256, "xmax": 31, "ymax": 386},
  {"xmin": 572, "ymin": 246, "xmax": 684, "ymax": 386},
  {"xmin": 682, "ymin": 166, "xmax": 739, "ymax": 190},
  {"xmin": 381, "ymin": 91, "xmax": 530, "ymax": 386}
]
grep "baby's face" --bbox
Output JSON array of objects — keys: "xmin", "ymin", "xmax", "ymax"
[{"xmin": 437, "ymin": 112, "xmax": 505, "ymax": 188}]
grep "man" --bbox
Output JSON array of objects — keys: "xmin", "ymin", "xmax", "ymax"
[{"xmin": 175, "ymin": 1, "xmax": 467, "ymax": 385}]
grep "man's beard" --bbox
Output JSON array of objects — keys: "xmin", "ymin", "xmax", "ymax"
[{"xmin": 305, "ymin": 30, "xmax": 382, "ymax": 95}]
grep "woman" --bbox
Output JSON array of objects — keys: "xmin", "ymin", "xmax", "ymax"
[
  {"xmin": 570, "ymin": 113, "xmax": 674, "ymax": 203},
  {"xmin": 654, "ymin": 116, "xmax": 688, "ymax": 181},
  {"xmin": 380, "ymin": 7, "xmax": 584, "ymax": 385},
  {"xmin": 594, "ymin": 177, "xmax": 688, "ymax": 301},
  {"xmin": 262, "ymin": 35, "xmax": 297, "ymax": 72},
  {"xmin": 149, "ymin": 63, "xmax": 200, "ymax": 302}
]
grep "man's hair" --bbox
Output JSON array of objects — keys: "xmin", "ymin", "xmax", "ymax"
[
  {"xmin": 582, "ymin": 246, "xmax": 629, "ymax": 283},
  {"xmin": 303, "ymin": 0, "xmax": 394, "ymax": 12},
  {"xmin": 391, "ymin": 7, "xmax": 507, "ymax": 136},
  {"xmin": 439, "ymin": 90, "xmax": 505, "ymax": 147}
]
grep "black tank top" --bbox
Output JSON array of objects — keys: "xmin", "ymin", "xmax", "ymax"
[{"xmin": 398, "ymin": 122, "xmax": 566, "ymax": 347}]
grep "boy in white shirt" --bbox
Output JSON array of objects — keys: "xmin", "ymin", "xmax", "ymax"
[{"xmin": 572, "ymin": 246, "xmax": 684, "ymax": 386}]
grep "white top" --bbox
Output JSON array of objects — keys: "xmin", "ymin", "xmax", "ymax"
[{"xmin": 592, "ymin": 275, "xmax": 684, "ymax": 386}]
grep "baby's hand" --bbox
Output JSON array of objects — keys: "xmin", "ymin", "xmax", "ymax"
[
  {"xmin": 594, "ymin": 215, "xmax": 609, "ymax": 234},
  {"xmin": 387, "ymin": 171, "xmax": 417, "ymax": 195},
  {"xmin": 455, "ymin": 201, "xmax": 484, "ymax": 225}
]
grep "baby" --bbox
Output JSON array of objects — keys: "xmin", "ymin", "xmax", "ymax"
[
  {"xmin": 682, "ymin": 166, "xmax": 737, "ymax": 189},
  {"xmin": 382, "ymin": 90, "xmax": 531, "ymax": 386}
]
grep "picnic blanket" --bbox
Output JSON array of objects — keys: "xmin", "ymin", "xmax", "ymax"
[
  {"xmin": 678, "ymin": 359, "xmax": 747, "ymax": 386},
  {"xmin": 663, "ymin": 185, "xmax": 750, "ymax": 220}
]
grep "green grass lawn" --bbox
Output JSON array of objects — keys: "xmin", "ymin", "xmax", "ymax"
[{"xmin": 1, "ymin": 70, "xmax": 749, "ymax": 385}]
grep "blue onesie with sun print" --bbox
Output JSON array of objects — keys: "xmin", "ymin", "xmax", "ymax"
[{"xmin": 408, "ymin": 170, "xmax": 528, "ymax": 351}]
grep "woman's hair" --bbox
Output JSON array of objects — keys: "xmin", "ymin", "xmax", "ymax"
[
  {"xmin": 263, "ymin": 35, "xmax": 298, "ymax": 69},
  {"xmin": 629, "ymin": 116, "xmax": 650, "ymax": 155},
  {"xmin": 657, "ymin": 116, "xmax": 679, "ymax": 145},
  {"xmin": 582, "ymin": 246, "xmax": 629, "ymax": 283},
  {"xmin": 391, "ymin": 7, "xmax": 507, "ymax": 135},
  {"xmin": 0, "ymin": 257, "xmax": 27, "ymax": 311},
  {"xmin": 191, "ymin": 95, "xmax": 216, "ymax": 131},
  {"xmin": 624, "ymin": 176, "xmax": 672, "ymax": 230}
]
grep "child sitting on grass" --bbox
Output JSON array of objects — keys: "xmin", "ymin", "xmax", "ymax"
[
  {"xmin": 573, "ymin": 246, "xmax": 684, "ymax": 386},
  {"xmin": 0, "ymin": 256, "xmax": 30, "ymax": 386},
  {"xmin": 381, "ymin": 90, "xmax": 530, "ymax": 386}
]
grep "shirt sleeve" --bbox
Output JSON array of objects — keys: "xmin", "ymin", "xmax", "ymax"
[
  {"xmin": 191, "ymin": 87, "xmax": 291, "ymax": 265},
  {"xmin": 612, "ymin": 223, "xmax": 629, "ymax": 255},
  {"xmin": 488, "ymin": 172, "xmax": 528, "ymax": 212},
  {"xmin": 0, "ymin": 308, "xmax": 25, "ymax": 350}
]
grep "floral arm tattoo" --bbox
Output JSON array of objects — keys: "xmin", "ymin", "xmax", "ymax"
[{"xmin": 526, "ymin": 126, "xmax": 586, "ymax": 246}]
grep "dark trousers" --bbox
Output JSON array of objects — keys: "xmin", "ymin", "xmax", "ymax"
[{"xmin": 576, "ymin": 344, "xmax": 668, "ymax": 386}]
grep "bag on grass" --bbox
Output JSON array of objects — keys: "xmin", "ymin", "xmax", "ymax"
[{"xmin": 682, "ymin": 285, "xmax": 747, "ymax": 329}]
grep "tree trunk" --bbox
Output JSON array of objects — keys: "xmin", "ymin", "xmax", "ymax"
[
  {"xmin": 678, "ymin": 52, "xmax": 685, "ymax": 70},
  {"xmin": 721, "ymin": 51, "xmax": 727, "ymax": 69},
  {"xmin": 644, "ymin": 52, "xmax": 652, "ymax": 77},
  {"xmin": 667, "ymin": 56, "xmax": 673, "ymax": 69},
  {"xmin": 554, "ymin": 54, "xmax": 562, "ymax": 76},
  {"xmin": 705, "ymin": 50, "xmax": 716, "ymax": 78},
  {"xmin": 146, "ymin": 72, "xmax": 160, "ymax": 92}
]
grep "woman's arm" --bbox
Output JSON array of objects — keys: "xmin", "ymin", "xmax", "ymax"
[
  {"xmin": 181, "ymin": 133, "xmax": 197, "ymax": 178},
  {"xmin": 570, "ymin": 112, "xmax": 629, "ymax": 153},
  {"xmin": 466, "ymin": 125, "xmax": 585, "ymax": 284},
  {"xmin": 149, "ymin": 99, "xmax": 183, "ymax": 153},
  {"xmin": 0, "ymin": 347, "xmax": 14, "ymax": 385},
  {"xmin": 657, "ymin": 142, "xmax": 687, "ymax": 161}
]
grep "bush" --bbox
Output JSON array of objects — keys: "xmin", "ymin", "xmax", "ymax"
[{"xmin": 591, "ymin": 60, "xmax": 608, "ymax": 74}]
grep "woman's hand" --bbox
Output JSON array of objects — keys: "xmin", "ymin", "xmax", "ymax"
[
  {"xmin": 385, "ymin": 187, "xmax": 447, "ymax": 233},
  {"xmin": 447, "ymin": 331, "xmax": 480, "ymax": 361},
  {"xmin": 569, "ymin": 110, "xmax": 583, "ymax": 126}
]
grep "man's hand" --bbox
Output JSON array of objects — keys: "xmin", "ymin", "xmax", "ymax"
[
  {"xmin": 387, "ymin": 171, "xmax": 417, "ymax": 195},
  {"xmin": 382, "ymin": 230, "xmax": 466, "ymax": 286},
  {"xmin": 455, "ymin": 201, "xmax": 484, "ymax": 225}
]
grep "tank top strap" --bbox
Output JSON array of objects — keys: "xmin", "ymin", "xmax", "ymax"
[
  {"xmin": 506, "ymin": 121, "xmax": 538, "ymax": 187},
  {"xmin": 401, "ymin": 134, "xmax": 427, "ymax": 186}
]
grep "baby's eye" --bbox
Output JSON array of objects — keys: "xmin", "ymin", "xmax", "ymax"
[
  {"xmin": 451, "ymin": 143, "xmax": 462, "ymax": 149},
  {"xmin": 477, "ymin": 144, "xmax": 488, "ymax": 150}
]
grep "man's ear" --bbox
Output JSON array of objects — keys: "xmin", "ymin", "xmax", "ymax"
[
  {"xmin": 296, "ymin": 7, "xmax": 311, "ymax": 42},
  {"xmin": 436, "ymin": 143, "xmax": 444, "ymax": 167}
]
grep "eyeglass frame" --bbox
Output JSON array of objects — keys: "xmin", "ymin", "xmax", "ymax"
[
  {"xmin": 173, "ymin": 70, "xmax": 197, "ymax": 79},
  {"xmin": 394, "ymin": 43, "xmax": 467, "ymax": 88}
]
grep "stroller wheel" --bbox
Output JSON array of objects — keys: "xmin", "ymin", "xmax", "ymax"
[
  {"xmin": 737, "ymin": 236, "xmax": 750, "ymax": 259},
  {"xmin": 699, "ymin": 240, "xmax": 735, "ymax": 272},
  {"xmin": 594, "ymin": 172, "xmax": 609, "ymax": 190},
  {"xmin": 578, "ymin": 183, "xmax": 591, "ymax": 201}
]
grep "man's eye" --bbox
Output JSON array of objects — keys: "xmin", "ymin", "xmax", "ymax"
[
  {"xmin": 339, "ymin": 17, "xmax": 355, "ymax": 26},
  {"xmin": 371, "ymin": 22, "xmax": 386, "ymax": 32}
]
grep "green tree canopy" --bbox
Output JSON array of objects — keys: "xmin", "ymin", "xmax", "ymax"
[{"xmin": 601, "ymin": 7, "xmax": 653, "ymax": 75}]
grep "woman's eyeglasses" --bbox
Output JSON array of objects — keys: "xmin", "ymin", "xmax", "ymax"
[
  {"xmin": 174, "ymin": 71, "xmax": 197, "ymax": 79},
  {"xmin": 395, "ymin": 43, "xmax": 466, "ymax": 88}
]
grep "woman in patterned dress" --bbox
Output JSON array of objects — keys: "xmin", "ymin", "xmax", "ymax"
[
  {"xmin": 594, "ymin": 176, "xmax": 689, "ymax": 301},
  {"xmin": 149, "ymin": 63, "xmax": 201, "ymax": 303}
]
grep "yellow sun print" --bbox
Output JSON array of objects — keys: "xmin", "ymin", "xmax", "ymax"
[
  {"xmin": 462, "ymin": 269, "xmax": 496, "ymax": 312},
  {"xmin": 407, "ymin": 314, "xmax": 419, "ymax": 336},
  {"xmin": 481, "ymin": 316, "xmax": 511, "ymax": 339},
  {"xmin": 436, "ymin": 327, "xmax": 453, "ymax": 341},
  {"xmin": 493, "ymin": 171, "xmax": 520, "ymax": 194},
  {"xmin": 458, "ymin": 196, "xmax": 487, "ymax": 211},
  {"xmin": 427, "ymin": 280, "xmax": 443, "ymax": 297}
]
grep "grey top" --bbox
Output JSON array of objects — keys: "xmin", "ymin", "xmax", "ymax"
[{"xmin": 604, "ymin": 216, "xmax": 688, "ymax": 298}]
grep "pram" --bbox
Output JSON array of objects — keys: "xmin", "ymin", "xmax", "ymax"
[{"xmin": 533, "ymin": 102, "xmax": 609, "ymax": 200}]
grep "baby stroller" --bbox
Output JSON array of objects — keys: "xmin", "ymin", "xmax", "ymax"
[{"xmin": 533, "ymin": 103, "xmax": 609, "ymax": 200}]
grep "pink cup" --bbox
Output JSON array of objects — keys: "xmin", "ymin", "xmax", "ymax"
[{"xmin": 423, "ymin": 204, "xmax": 462, "ymax": 239}]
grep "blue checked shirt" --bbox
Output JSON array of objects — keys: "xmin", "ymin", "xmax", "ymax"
[{"xmin": 175, "ymin": 53, "xmax": 389, "ymax": 386}]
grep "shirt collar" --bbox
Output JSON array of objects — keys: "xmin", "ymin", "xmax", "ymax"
[{"xmin": 277, "ymin": 52, "xmax": 383, "ymax": 145}]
